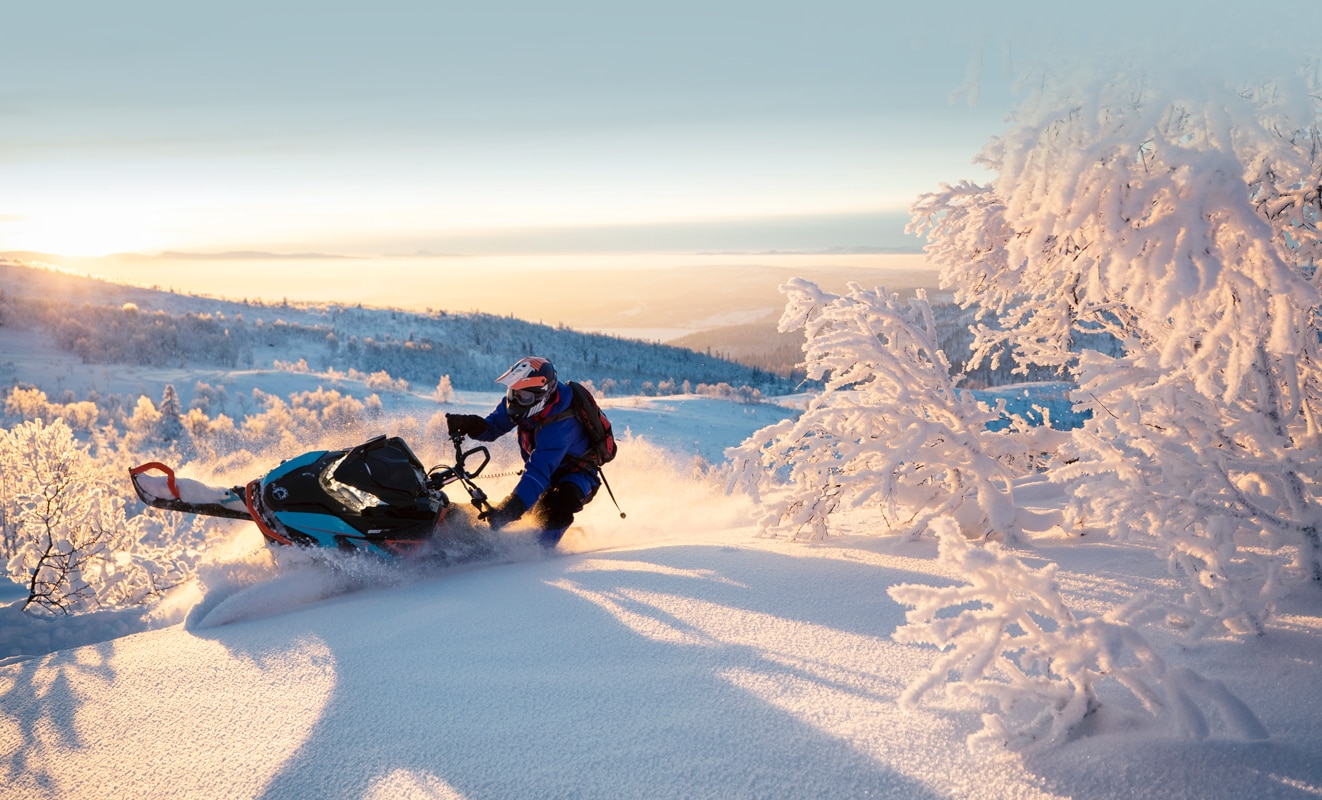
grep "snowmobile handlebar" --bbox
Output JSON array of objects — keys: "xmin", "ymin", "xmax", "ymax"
[{"xmin": 429, "ymin": 433, "xmax": 493, "ymax": 513}]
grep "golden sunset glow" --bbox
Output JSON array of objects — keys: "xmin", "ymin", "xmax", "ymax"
[{"xmin": 3, "ymin": 208, "xmax": 167, "ymax": 258}]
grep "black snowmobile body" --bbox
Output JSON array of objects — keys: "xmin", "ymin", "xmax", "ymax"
[{"xmin": 131, "ymin": 434, "xmax": 495, "ymax": 560}]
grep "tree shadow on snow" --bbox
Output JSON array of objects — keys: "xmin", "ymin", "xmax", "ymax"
[
  {"xmin": 188, "ymin": 544, "xmax": 951, "ymax": 799},
  {"xmin": 0, "ymin": 640, "xmax": 121, "ymax": 795}
]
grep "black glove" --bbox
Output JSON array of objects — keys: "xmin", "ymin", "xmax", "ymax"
[
  {"xmin": 484, "ymin": 494, "xmax": 527, "ymax": 530},
  {"xmin": 446, "ymin": 413, "xmax": 488, "ymax": 439}
]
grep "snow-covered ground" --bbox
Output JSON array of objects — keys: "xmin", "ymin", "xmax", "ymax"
[{"xmin": 3, "ymin": 384, "xmax": 1321, "ymax": 799}]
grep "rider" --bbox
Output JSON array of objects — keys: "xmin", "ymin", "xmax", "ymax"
[{"xmin": 445, "ymin": 357, "xmax": 599, "ymax": 548}]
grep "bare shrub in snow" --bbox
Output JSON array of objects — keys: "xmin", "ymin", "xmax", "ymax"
[
  {"xmin": 910, "ymin": 66, "xmax": 1322, "ymax": 634},
  {"xmin": 889, "ymin": 518, "xmax": 1269, "ymax": 751},
  {"xmin": 693, "ymin": 382, "xmax": 764, "ymax": 404},
  {"xmin": 726, "ymin": 279, "xmax": 1054, "ymax": 540},
  {"xmin": 273, "ymin": 357, "xmax": 311, "ymax": 373}
]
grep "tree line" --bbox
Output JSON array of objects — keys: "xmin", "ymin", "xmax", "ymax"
[{"xmin": 0, "ymin": 289, "xmax": 798, "ymax": 394}]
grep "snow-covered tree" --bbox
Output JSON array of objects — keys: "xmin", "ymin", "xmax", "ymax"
[
  {"xmin": 157, "ymin": 383, "xmax": 186, "ymax": 444},
  {"xmin": 726, "ymin": 279, "xmax": 1058, "ymax": 540},
  {"xmin": 123, "ymin": 395, "xmax": 162, "ymax": 452},
  {"xmin": 909, "ymin": 65, "xmax": 1322, "ymax": 633},
  {"xmin": 433, "ymin": 374, "xmax": 455, "ymax": 403},
  {"xmin": 890, "ymin": 518, "xmax": 1269, "ymax": 751},
  {"xmin": 1, "ymin": 386, "xmax": 98, "ymax": 430},
  {"xmin": 0, "ymin": 418, "xmax": 192, "ymax": 614},
  {"xmin": 3, "ymin": 386, "xmax": 51, "ymax": 423},
  {"xmin": 189, "ymin": 380, "xmax": 228, "ymax": 415},
  {"xmin": 365, "ymin": 369, "xmax": 409, "ymax": 394}
]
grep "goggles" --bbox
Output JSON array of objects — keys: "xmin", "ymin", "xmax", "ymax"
[{"xmin": 510, "ymin": 387, "xmax": 543, "ymax": 406}]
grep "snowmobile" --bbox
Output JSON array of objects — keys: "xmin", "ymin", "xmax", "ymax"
[{"xmin": 130, "ymin": 434, "xmax": 498, "ymax": 561}]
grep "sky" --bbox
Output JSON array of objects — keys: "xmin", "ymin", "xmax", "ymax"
[
  {"xmin": 1, "ymin": 1, "xmax": 1315, "ymax": 260},
  {"xmin": 3, "ymin": 1, "xmax": 1004, "ymax": 258}
]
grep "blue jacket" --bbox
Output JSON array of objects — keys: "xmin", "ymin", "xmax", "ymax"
[{"xmin": 474, "ymin": 381, "xmax": 600, "ymax": 508}]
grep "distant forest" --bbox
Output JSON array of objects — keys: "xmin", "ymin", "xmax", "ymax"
[{"xmin": 0, "ymin": 278, "xmax": 797, "ymax": 396}]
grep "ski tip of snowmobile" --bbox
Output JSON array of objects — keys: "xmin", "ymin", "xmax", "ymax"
[{"xmin": 129, "ymin": 461, "xmax": 252, "ymax": 520}]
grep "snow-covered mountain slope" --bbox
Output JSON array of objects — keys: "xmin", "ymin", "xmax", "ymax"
[{"xmin": 0, "ymin": 258, "xmax": 796, "ymax": 397}]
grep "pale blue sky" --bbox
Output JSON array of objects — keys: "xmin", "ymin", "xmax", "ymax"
[{"xmin": 1, "ymin": 1, "xmax": 1310, "ymax": 257}]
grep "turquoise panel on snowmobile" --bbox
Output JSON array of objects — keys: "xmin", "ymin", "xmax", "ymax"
[
  {"xmin": 264, "ymin": 451, "xmax": 328, "ymax": 483},
  {"xmin": 273, "ymin": 510, "xmax": 363, "ymax": 547},
  {"xmin": 215, "ymin": 490, "xmax": 249, "ymax": 514}
]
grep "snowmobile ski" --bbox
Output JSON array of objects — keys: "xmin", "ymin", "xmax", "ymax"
[{"xmin": 129, "ymin": 462, "xmax": 252, "ymax": 519}]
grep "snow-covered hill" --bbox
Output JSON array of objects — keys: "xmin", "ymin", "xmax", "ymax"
[
  {"xmin": 2, "ymin": 259, "xmax": 1321, "ymax": 799},
  {"xmin": 0, "ymin": 258, "xmax": 795, "ymax": 400},
  {"xmin": 3, "ymin": 424, "xmax": 1320, "ymax": 799}
]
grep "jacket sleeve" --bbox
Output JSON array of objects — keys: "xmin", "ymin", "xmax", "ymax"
[
  {"xmin": 510, "ymin": 416, "xmax": 587, "ymax": 508},
  {"xmin": 473, "ymin": 400, "xmax": 516, "ymax": 442}
]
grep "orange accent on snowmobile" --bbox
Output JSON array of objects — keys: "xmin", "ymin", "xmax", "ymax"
[
  {"xmin": 381, "ymin": 504, "xmax": 450, "ymax": 556},
  {"xmin": 382, "ymin": 539, "xmax": 426, "ymax": 557},
  {"xmin": 129, "ymin": 462, "xmax": 180, "ymax": 500},
  {"xmin": 244, "ymin": 479, "xmax": 294, "ymax": 546}
]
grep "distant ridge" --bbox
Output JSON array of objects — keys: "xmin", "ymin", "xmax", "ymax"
[
  {"xmin": 382, "ymin": 250, "xmax": 468, "ymax": 258},
  {"xmin": 0, "ymin": 250, "xmax": 357, "ymax": 263},
  {"xmin": 129, "ymin": 250, "xmax": 359, "ymax": 261},
  {"xmin": 0, "ymin": 257, "xmax": 796, "ymax": 394},
  {"xmin": 695, "ymin": 246, "xmax": 922, "ymax": 256}
]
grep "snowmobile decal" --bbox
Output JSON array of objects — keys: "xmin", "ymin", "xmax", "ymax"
[{"xmin": 273, "ymin": 511, "xmax": 367, "ymax": 546}]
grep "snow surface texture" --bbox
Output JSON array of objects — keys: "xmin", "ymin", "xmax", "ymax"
[{"xmin": 3, "ymin": 398, "xmax": 1321, "ymax": 799}]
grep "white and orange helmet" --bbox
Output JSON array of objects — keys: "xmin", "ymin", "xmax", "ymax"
[{"xmin": 495, "ymin": 356, "xmax": 558, "ymax": 420}]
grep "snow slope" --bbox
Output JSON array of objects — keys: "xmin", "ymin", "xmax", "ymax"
[{"xmin": 3, "ymin": 401, "xmax": 1321, "ymax": 799}]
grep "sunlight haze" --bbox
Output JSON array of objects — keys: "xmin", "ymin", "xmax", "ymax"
[
  {"xmin": 3, "ymin": 1, "xmax": 1018, "ymax": 261},
  {"xmin": 3, "ymin": 1, "xmax": 1313, "ymax": 276}
]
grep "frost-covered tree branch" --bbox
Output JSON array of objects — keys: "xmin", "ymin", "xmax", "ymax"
[
  {"xmin": 889, "ymin": 519, "xmax": 1269, "ymax": 751},
  {"xmin": 0, "ymin": 418, "xmax": 199, "ymax": 614},
  {"xmin": 726, "ymin": 280, "xmax": 1055, "ymax": 541},
  {"xmin": 910, "ymin": 64, "xmax": 1322, "ymax": 634}
]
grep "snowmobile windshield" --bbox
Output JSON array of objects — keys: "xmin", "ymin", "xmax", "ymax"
[
  {"xmin": 330, "ymin": 436, "xmax": 430, "ymax": 507},
  {"xmin": 319, "ymin": 455, "xmax": 384, "ymax": 513}
]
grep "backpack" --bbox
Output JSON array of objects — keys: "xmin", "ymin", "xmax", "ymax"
[{"xmin": 545, "ymin": 381, "xmax": 617, "ymax": 469}]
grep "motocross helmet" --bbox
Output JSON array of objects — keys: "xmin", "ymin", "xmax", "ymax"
[{"xmin": 495, "ymin": 357, "xmax": 557, "ymax": 421}]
